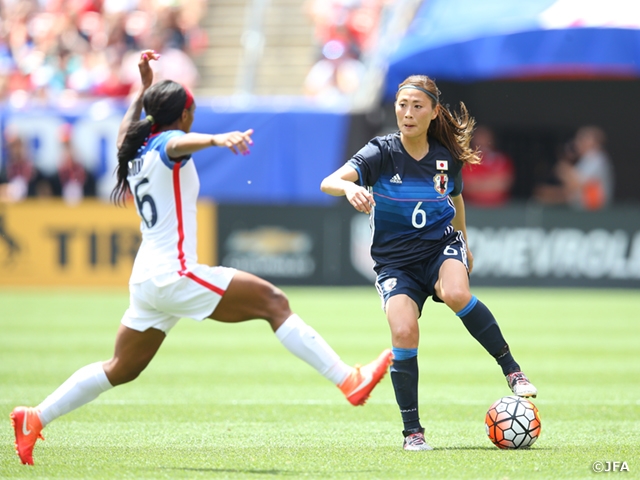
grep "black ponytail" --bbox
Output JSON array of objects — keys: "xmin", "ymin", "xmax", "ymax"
[
  {"xmin": 111, "ymin": 117, "xmax": 153, "ymax": 205},
  {"xmin": 111, "ymin": 80, "xmax": 189, "ymax": 205}
]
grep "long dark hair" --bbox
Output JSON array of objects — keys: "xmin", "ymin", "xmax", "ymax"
[
  {"xmin": 397, "ymin": 75, "xmax": 480, "ymax": 165},
  {"xmin": 111, "ymin": 80, "xmax": 188, "ymax": 205}
]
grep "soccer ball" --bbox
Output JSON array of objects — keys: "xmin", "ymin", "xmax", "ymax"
[{"xmin": 485, "ymin": 395, "xmax": 541, "ymax": 449}]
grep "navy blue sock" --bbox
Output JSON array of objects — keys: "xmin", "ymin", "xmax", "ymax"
[
  {"xmin": 390, "ymin": 352, "xmax": 421, "ymax": 432},
  {"xmin": 456, "ymin": 296, "xmax": 520, "ymax": 375}
]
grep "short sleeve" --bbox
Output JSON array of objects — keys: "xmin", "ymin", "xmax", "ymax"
[
  {"xmin": 346, "ymin": 139, "xmax": 384, "ymax": 187},
  {"xmin": 451, "ymin": 169, "xmax": 463, "ymax": 196},
  {"xmin": 152, "ymin": 130, "xmax": 191, "ymax": 168}
]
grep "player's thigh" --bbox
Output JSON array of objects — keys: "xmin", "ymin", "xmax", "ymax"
[
  {"xmin": 209, "ymin": 270, "xmax": 291, "ymax": 325},
  {"xmin": 434, "ymin": 258, "xmax": 472, "ymax": 311},
  {"xmin": 385, "ymin": 294, "xmax": 421, "ymax": 348},
  {"xmin": 375, "ymin": 267, "xmax": 424, "ymax": 347}
]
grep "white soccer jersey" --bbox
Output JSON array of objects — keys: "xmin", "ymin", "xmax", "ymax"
[{"xmin": 126, "ymin": 130, "xmax": 200, "ymax": 284}]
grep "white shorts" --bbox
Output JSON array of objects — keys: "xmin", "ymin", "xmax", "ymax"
[{"xmin": 121, "ymin": 265, "xmax": 237, "ymax": 333}]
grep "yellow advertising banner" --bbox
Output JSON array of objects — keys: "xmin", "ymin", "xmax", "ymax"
[{"xmin": 0, "ymin": 200, "xmax": 216, "ymax": 286}]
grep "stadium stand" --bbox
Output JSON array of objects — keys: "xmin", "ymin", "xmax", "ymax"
[
  {"xmin": 0, "ymin": 0, "xmax": 423, "ymax": 203},
  {"xmin": 0, "ymin": 0, "xmax": 207, "ymax": 101},
  {"xmin": 195, "ymin": 0, "xmax": 317, "ymax": 97}
]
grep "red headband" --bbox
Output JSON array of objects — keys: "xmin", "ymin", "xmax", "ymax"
[{"xmin": 184, "ymin": 86, "xmax": 194, "ymax": 110}]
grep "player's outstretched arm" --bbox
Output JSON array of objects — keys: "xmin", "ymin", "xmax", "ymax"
[{"xmin": 166, "ymin": 129, "xmax": 254, "ymax": 158}]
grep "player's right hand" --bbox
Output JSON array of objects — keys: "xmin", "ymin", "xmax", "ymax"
[
  {"xmin": 345, "ymin": 184, "xmax": 375, "ymax": 214},
  {"xmin": 138, "ymin": 50, "xmax": 161, "ymax": 90}
]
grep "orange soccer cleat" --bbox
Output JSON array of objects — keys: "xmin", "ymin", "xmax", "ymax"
[
  {"xmin": 11, "ymin": 406, "xmax": 44, "ymax": 465},
  {"xmin": 339, "ymin": 349, "xmax": 393, "ymax": 406}
]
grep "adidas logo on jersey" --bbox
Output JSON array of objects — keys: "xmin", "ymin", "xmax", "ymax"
[{"xmin": 390, "ymin": 174, "xmax": 403, "ymax": 184}]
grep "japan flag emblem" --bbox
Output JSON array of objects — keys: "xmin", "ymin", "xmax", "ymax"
[
  {"xmin": 433, "ymin": 173, "xmax": 448, "ymax": 195},
  {"xmin": 436, "ymin": 160, "xmax": 448, "ymax": 170}
]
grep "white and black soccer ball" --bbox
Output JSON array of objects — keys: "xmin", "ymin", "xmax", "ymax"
[{"xmin": 485, "ymin": 395, "xmax": 541, "ymax": 449}]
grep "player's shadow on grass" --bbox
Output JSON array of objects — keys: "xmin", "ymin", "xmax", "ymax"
[
  {"xmin": 174, "ymin": 469, "xmax": 296, "ymax": 476},
  {"xmin": 163, "ymin": 467, "xmax": 380, "ymax": 476}
]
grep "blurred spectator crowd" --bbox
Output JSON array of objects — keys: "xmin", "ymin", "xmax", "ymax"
[
  {"xmin": 0, "ymin": 122, "xmax": 95, "ymax": 203},
  {"xmin": 303, "ymin": 0, "xmax": 386, "ymax": 103},
  {"xmin": 533, "ymin": 125, "xmax": 614, "ymax": 211},
  {"xmin": 463, "ymin": 125, "xmax": 515, "ymax": 208},
  {"xmin": 464, "ymin": 124, "xmax": 615, "ymax": 211},
  {"xmin": 0, "ymin": 0, "xmax": 207, "ymax": 104},
  {"xmin": 1, "ymin": 0, "xmax": 208, "ymax": 203}
]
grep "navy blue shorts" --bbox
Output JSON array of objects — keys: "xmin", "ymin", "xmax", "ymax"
[{"xmin": 374, "ymin": 231, "xmax": 468, "ymax": 315}]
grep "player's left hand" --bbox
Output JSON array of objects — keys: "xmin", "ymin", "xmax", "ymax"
[
  {"xmin": 213, "ymin": 129, "xmax": 254, "ymax": 155},
  {"xmin": 466, "ymin": 247, "xmax": 474, "ymax": 274}
]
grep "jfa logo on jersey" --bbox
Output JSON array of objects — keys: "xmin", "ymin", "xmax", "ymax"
[
  {"xmin": 433, "ymin": 173, "xmax": 448, "ymax": 195},
  {"xmin": 436, "ymin": 160, "xmax": 448, "ymax": 170}
]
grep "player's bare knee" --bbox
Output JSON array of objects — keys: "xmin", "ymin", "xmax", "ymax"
[
  {"xmin": 440, "ymin": 286, "xmax": 471, "ymax": 312},
  {"xmin": 262, "ymin": 285, "xmax": 292, "ymax": 324},
  {"xmin": 267, "ymin": 287, "xmax": 291, "ymax": 317},
  {"xmin": 391, "ymin": 324, "xmax": 416, "ymax": 346}
]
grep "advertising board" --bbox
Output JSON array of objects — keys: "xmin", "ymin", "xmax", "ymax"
[
  {"xmin": 0, "ymin": 200, "xmax": 216, "ymax": 286},
  {"xmin": 218, "ymin": 203, "xmax": 640, "ymax": 288}
]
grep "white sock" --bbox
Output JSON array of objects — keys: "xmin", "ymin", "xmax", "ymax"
[
  {"xmin": 275, "ymin": 314, "xmax": 352, "ymax": 385},
  {"xmin": 38, "ymin": 362, "xmax": 113, "ymax": 427}
]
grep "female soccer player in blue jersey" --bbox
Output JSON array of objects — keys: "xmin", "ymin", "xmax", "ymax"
[
  {"xmin": 10, "ymin": 50, "xmax": 392, "ymax": 466},
  {"xmin": 321, "ymin": 75, "xmax": 537, "ymax": 451}
]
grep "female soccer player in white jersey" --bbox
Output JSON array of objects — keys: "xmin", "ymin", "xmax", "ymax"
[
  {"xmin": 321, "ymin": 75, "xmax": 537, "ymax": 451},
  {"xmin": 11, "ymin": 50, "xmax": 392, "ymax": 466}
]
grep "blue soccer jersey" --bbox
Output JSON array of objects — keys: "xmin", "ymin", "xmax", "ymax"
[{"xmin": 347, "ymin": 132, "xmax": 463, "ymax": 269}]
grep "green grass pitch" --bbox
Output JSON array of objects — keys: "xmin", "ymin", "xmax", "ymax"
[{"xmin": 1, "ymin": 287, "xmax": 639, "ymax": 479}]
